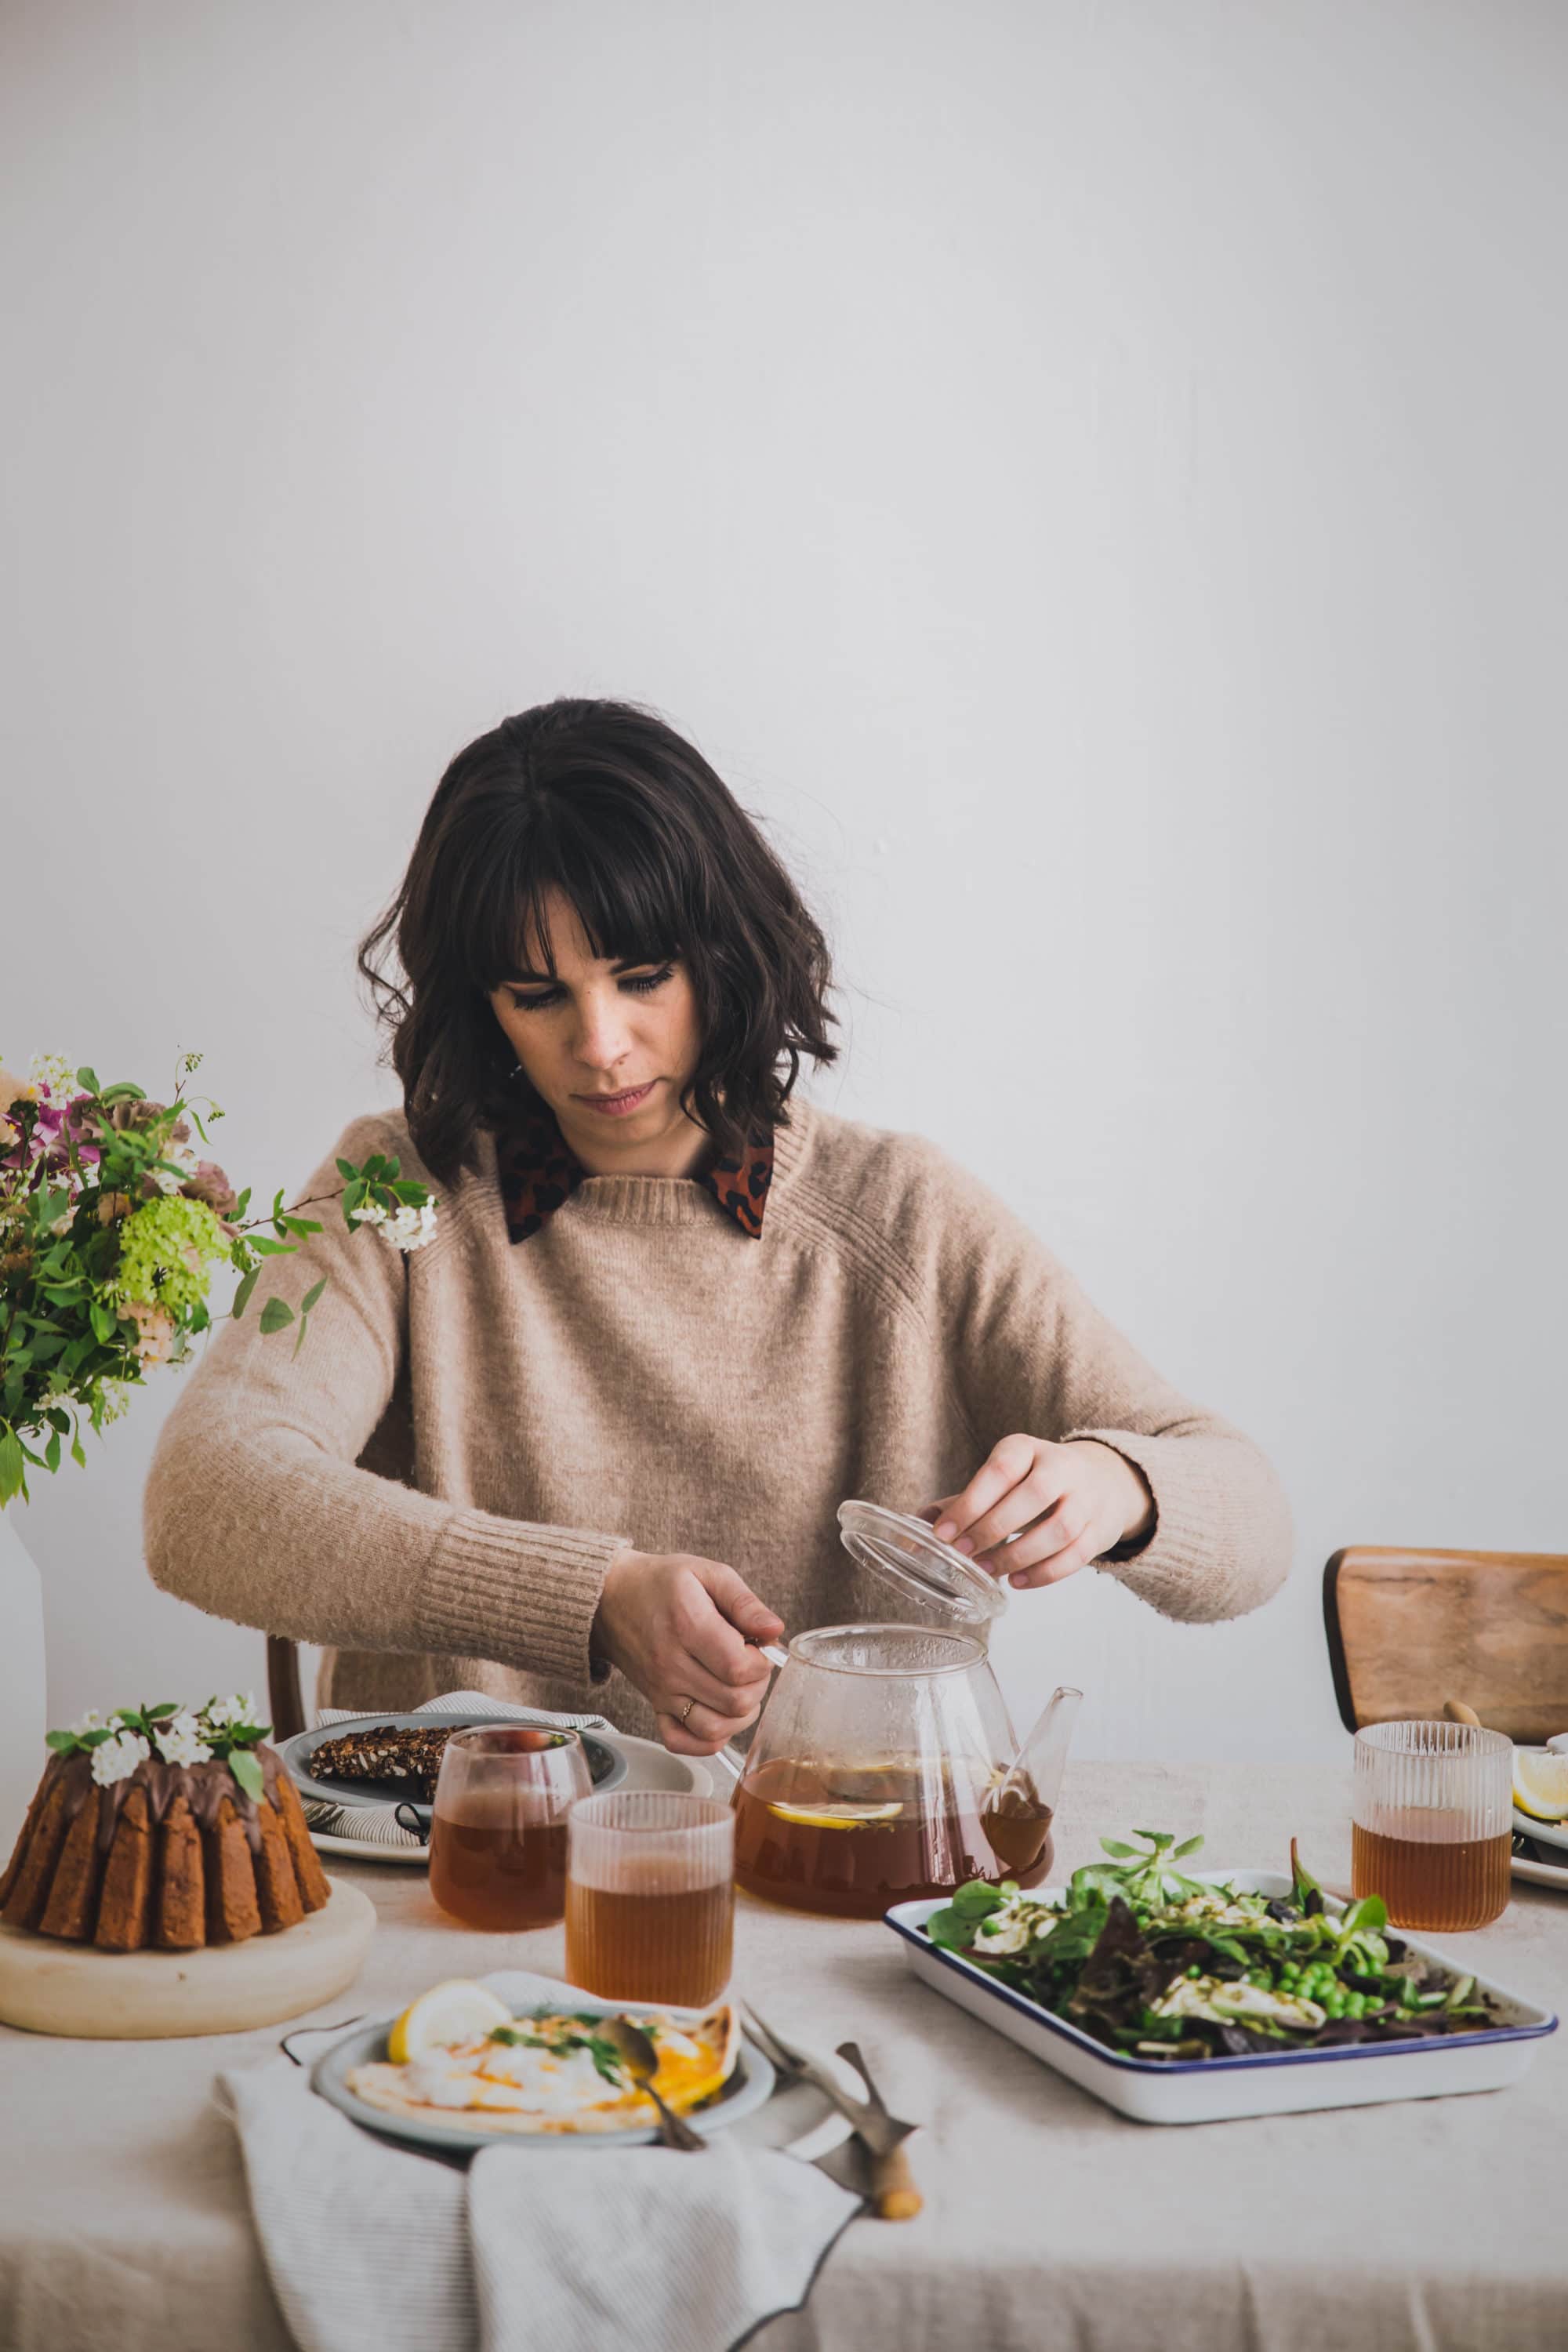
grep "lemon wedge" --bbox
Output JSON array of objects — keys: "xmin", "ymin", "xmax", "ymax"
[
  {"xmin": 764, "ymin": 1800, "xmax": 904, "ymax": 1830},
  {"xmin": 387, "ymin": 1979, "xmax": 513, "ymax": 2063},
  {"xmin": 1512, "ymin": 1748, "xmax": 1568, "ymax": 1823}
]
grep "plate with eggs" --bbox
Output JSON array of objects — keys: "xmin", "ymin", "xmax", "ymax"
[{"xmin": 310, "ymin": 1973, "xmax": 787, "ymax": 2154}]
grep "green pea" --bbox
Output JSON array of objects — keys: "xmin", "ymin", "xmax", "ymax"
[
  {"xmin": 1345, "ymin": 1993, "xmax": 1367, "ymax": 2018},
  {"xmin": 1186, "ymin": 1963, "xmax": 1202, "ymax": 1979}
]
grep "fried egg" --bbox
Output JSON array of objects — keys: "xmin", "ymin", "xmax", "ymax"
[{"xmin": 347, "ymin": 2004, "xmax": 739, "ymax": 2135}]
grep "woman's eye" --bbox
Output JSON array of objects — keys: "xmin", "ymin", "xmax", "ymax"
[{"xmin": 505, "ymin": 964, "xmax": 673, "ymax": 1013}]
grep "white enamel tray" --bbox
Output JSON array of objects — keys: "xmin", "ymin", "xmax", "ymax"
[{"xmin": 886, "ymin": 1870, "xmax": 1557, "ymax": 2126}]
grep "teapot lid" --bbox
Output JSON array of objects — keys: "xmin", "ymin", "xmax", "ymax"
[{"xmin": 836, "ymin": 1501, "xmax": 1008, "ymax": 1629}]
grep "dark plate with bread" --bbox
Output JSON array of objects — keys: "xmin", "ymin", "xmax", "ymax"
[{"xmin": 278, "ymin": 1711, "xmax": 629, "ymax": 1830}]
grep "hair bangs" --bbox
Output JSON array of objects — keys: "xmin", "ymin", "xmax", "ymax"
[{"xmin": 469, "ymin": 791, "xmax": 684, "ymax": 989}]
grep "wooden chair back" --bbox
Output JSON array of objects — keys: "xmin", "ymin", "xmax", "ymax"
[
  {"xmin": 266, "ymin": 1635, "xmax": 307, "ymax": 1743},
  {"xmin": 1323, "ymin": 1546, "xmax": 1568, "ymax": 1744}
]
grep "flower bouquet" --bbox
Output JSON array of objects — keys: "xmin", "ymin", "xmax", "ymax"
[{"xmin": 0, "ymin": 1051, "xmax": 436, "ymax": 1505}]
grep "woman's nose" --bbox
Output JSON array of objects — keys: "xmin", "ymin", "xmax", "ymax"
[{"xmin": 572, "ymin": 996, "xmax": 631, "ymax": 1071}]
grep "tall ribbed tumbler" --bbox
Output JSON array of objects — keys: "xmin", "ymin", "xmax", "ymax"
[
  {"xmin": 564, "ymin": 1791, "xmax": 735, "ymax": 2006},
  {"xmin": 1351, "ymin": 1720, "xmax": 1512, "ymax": 1930}
]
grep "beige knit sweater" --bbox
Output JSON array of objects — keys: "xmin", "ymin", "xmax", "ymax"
[{"xmin": 143, "ymin": 1103, "xmax": 1292, "ymax": 1737}]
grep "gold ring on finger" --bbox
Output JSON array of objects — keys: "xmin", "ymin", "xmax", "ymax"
[{"xmin": 678, "ymin": 1696, "xmax": 696, "ymax": 1726}]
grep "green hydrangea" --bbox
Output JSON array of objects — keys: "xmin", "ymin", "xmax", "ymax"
[{"xmin": 113, "ymin": 1195, "xmax": 228, "ymax": 1314}]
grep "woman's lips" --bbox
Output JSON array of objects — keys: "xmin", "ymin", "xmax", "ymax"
[{"xmin": 572, "ymin": 1082, "xmax": 657, "ymax": 1117}]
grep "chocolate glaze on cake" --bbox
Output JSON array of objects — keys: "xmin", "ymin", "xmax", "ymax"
[{"xmin": 0, "ymin": 1739, "xmax": 331, "ymax": 1951}]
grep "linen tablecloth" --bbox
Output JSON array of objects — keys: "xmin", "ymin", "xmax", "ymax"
[{"xmin": 1, "ymin": 1761, "xmax": 1562, "ymax": 2352}]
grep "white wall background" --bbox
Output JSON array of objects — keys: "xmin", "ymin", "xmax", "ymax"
[{"xmin": 3, "ymin": 0, "xmax": 1564, "ymax": 1762}]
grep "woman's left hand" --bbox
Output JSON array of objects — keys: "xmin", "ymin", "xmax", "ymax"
[{"xmin": 924, "ymin": 1436, "xmax": 1155, "ymax": 1591}]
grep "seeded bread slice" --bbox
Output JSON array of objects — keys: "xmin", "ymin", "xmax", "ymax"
[{"xmin": 310, "ymin": 1726, "xmax": 455, "ymax": 1802}]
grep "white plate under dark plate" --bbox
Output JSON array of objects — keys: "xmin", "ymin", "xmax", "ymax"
[
  {"xmin": 1512, "ymin": 1840, "xmax": 1568, "ymax": 1891},
  {"xmin": 310, "ymin": 1978, "xmax": 777, "ymax": 2154},
  {"xmin": 302, "ymin": 1733, "xmax": 714, "ymax": 1862},
  {"xmin": 279, "ymin": 1711, "xmax": 628, "ymax": 1831}
]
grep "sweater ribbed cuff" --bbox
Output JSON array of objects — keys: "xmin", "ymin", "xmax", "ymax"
[
  {"xmin": 416, "ymin": 1511, "xmax": 630, "ymax": 1685},
  {"xmin": 1061, "ymin": 1427, "xmax": 1293, "ymax": 1626}
]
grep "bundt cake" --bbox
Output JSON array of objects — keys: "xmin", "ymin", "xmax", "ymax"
[{"xmin": 0, "ymin": 1702, "xmax": 331, "ymax": 1951}]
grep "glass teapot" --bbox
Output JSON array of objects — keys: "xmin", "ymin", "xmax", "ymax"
[{"xmin": 717, "ymin": 1501, "xmax": 1082, "ymax": 1919}]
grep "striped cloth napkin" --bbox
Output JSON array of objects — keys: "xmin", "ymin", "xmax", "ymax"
[
  {"xmin": 220, "ymin": 1986, "xmax": 862, "ymax": 2352},
  {"xmin": 300, "ymin": 1691, "xmax": 612, "ymax": 1852}
]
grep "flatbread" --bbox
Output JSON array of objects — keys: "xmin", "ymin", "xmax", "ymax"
[{"xmin": 346, "ymin": 2002, "xmax": 740, "ymax": 2135}]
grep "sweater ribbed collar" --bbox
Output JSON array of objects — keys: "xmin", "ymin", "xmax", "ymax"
[{"xmin": 494, "ymin": 1101, "xmax": 775, "ymax": 1243}]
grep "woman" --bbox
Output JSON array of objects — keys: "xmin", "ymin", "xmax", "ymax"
[{"xmin": 144, "ymin": 699, "xmax": 1291, "ymax": 1757}]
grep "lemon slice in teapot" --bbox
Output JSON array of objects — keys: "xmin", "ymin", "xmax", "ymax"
[{"xmin": 764, "ymin": 1798, "xmax": 905, "ymax": 1829}]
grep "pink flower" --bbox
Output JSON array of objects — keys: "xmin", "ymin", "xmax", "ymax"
[
  {"xmin": 180, "ymin": 1160, "xmax": 238, "ymax": 1220},
  {"xmin": 125, "ymin": 1300, "xmax": 176, "ymax": 1365}
]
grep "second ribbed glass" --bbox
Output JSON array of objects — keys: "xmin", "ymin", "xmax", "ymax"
[
  {"xmin": 1351, "ymin": 1719, "xmax": 1512, "ymax": 1930},
  {"xmin": 564, "ymin": 1791, "xmax": 735, "ymax": 2005}
]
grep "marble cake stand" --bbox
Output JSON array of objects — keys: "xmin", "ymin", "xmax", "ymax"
[{"xmin": 0, "ymin": 1875, "xmax": 376, "ymax": 2038}]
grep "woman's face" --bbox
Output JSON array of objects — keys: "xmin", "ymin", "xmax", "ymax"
[{"xmin": 488, "ymin": 889, "xmax": 706, "ymax": 1171}]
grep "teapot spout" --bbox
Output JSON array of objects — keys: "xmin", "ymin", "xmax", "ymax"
[{"xmin": 1000, "ymin": 1685, "xmax": 1082, "ymax": 1816}]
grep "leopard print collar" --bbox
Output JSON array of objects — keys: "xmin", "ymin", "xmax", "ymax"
[{"xmin": 495, "ymin": 1102, "xmax": 774, "ymax": 1243}]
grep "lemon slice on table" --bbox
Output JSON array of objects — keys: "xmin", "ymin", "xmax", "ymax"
[
  {"xmin": 764, "ymin": 1800, "xmax": 904, "ymax": 1830},
  {"xmin": 1512, "ymin": 1749, "xmax": 1568, "ymax": 1823},
  {"xmin": 387, "ymin": 1979, "xmax": 513, "ymax": 2063}
]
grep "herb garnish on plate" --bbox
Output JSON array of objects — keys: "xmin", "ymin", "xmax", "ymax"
[{"xmin": 924, "ymin": 1831, "xmax": 1497, "ymax": 2060}]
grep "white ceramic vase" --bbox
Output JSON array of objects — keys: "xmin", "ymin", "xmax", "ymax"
[{"xmin": 0, "ymin": 1501, "xmax": 46, "ymax": 1850}]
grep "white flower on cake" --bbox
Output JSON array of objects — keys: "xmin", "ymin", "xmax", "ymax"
[
  {"xmin": 153, "ymin": 1711, "xmax": 212, "ymax": 1768},
  {"xmin": 91, "ymin": 1729, "xmax": 151, "ymax": 1787},
  {"xmin": 68, "ymin": 1708, "xmax": 104, "ymax": 1737},
  {"xmin": 203, "ymin": 1691, "xmax": 260, "ymax": 1732}
]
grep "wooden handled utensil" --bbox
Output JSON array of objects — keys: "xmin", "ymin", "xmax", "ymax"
[
  {"xmin": 1444, "ymin": 1700, "xmax": 1483, "ymax": 1728},
  {"xmin": 835, "ymin": 2039, "xmax": 923, "ymax": 2220},
  {"xmin": 740, "ymin": 2001, "xmax": 923, "ymax": 2220}
]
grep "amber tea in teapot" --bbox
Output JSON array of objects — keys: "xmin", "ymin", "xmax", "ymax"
[
  {"xmin": 724, "ymin": 1616, "xmax": 1078, "ymax": 1921},
  {"xmin": 732, "ymin": 1751, "xmax": 1054, "ymax": 1920}
]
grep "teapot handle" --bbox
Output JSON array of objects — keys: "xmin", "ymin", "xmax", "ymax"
[{"xmin": 706, "ymin": 1640, "xmax": 788, "ymax": 1784}]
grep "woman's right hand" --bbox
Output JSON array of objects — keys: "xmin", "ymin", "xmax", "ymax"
[{"xmin": 592, "ymin": 1548, "xmax": 784, "ymax": 1755}]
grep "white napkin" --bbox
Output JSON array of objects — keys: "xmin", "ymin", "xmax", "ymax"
[
  {"xmin": 219, "ymin": 2005, "xmax": 862, "ymax": 2352},
  {"xmin": 302, "ymin": 1690, "xmax": 611, "ymax": 1849}
]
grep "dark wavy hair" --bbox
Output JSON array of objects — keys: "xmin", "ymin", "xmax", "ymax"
[{"xmin": 357, "ymin": 699, "xmax": 839, "ymax": 1185}]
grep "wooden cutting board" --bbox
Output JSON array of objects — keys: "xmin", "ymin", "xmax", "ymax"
[{"xmin": 0, "ymin": 1875, "xmax": 375, "ymax": 2038}]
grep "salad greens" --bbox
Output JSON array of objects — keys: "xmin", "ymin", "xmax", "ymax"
[{"xmin": 924, "ymin": 1831, "xmax": 1497, "ymax": 2061}]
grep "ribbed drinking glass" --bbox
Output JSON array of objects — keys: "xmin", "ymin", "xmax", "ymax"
[
  {"xmin": 1351, "ymin": 1719, "xmax": 1512, "ymax": 1930},
  {"xmin": 564, "ymin": 1791, "xmax": 735, "ymax": 2006}
]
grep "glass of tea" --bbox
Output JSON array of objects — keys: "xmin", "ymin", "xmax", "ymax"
[
  {"xmin": 564, "ymin": 1791, "xmax": 734, "ymax": 2006},
  {"xmin": 426, "ymin": 1726, "xmax": 593, "ymax": 1930},
  {"xmin": 1351, "ymin": 1719, "xmax": 1512, "ymax": 1931}
]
